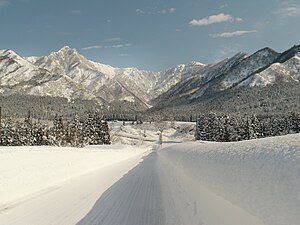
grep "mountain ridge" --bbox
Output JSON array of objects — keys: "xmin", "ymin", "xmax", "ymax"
[{"xmin": 1, "ymin": 44, "xmax": 300, "ymax": 117}]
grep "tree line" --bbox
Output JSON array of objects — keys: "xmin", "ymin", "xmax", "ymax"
[
  {"xmin": 0, "ymin": 109, "xmax": 110, "ymax": 147},
  {"xmin": 195, "ymin": 112, "xmax": 300, "ymax": 142}
]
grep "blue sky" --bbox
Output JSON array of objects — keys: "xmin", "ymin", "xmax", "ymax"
[{"xmin": 0, "ymin": 0, "xmax": 299, "ymax": 71}]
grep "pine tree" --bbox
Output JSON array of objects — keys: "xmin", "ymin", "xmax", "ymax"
[
  {"xmin": 32, "ymin": 121, "xmax": 48, "ymax": 146},
  {"xmin": 83, "ymin": 113, "xmax": 96, "ymax": 145},
  {"xmin": 1, "ymin": 118, "xmax": 17, "ymax": 146},
  {"xmin": 222, "ymin": 115, "xmax": 231, "ymax": 142},
  {"xmin": 69, "ymin": 114, "xmax": 84, "ymax": 147},
  {"xmin": 94, "ymin": 114, "xmax": 103, "ymax": 145},
  {"xmin": 52, "ymin": 114, "xmax": 65, "ymax": 146},
  {"xmin": 100, "ymin": 120, "xmax": 111, "ymax": 145},
  {"xmin": 22, "ymin": 110, "xmax": 34, "ymax": 145}
]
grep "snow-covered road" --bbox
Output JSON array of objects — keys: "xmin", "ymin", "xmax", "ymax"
[
  {"xmin": 1, "ymin": 133, "xmax": 299, "ymax": 225},
  {"xmin": 0, "ymin": 150, "xmax": 266, "ymax": 225},
  {"xmin": 77, "ymin": 152, "xmax": 166, "ymax": 225},
  {"xmin": 0, "ymin": 153, "xmax": 146, "ymax": 225}
]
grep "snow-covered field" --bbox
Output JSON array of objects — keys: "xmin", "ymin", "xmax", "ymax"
[
  {"xmin": 0, "ymin": 145, "xmax": 150, "ymax": 207},
  {"xmin": 159, "ymin": 134, "xmax": 300, "ymax": 225},
  {"xmin": 0, "ymin": 122, "xmax": 299, "ymax": 225},
  {"xmin": 0, "ymin": 145, "xmax": 151, "ymax": 225}
]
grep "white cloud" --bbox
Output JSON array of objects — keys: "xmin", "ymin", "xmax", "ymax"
[
  {"xmin": 0, "ymin": 0, "xmax": 9, "ymax": 7},
  {"xmin": 175, "ymin": 28, "xmax": 181, "ymax": 32},
  {"xmin": 275, "ymin": 2, "xmax": 300, "ymax": 17},
  {"xmin": 106, "ymin": 19, "xmax": 111, "ymax": 23},
  {"xmin": 189, "ymin": 13, "xmax": 242, "ymax": 26},
  {"xmin": 210, "ymin": 30, "xmax": 258, "ymax": 38},
  {"xmin": 111, "ymin": 43, "xmax": 132, "ymax": 48},
  {"xmin": 104, "ymin": 37, "xmax": 123, "ymax": 42},
  {"xmin": 82, "ymin": 45, "xmax": 103, "ymax": 50},
  {"xmin": 136, "ymin": 9, "xmax": 145, "ymax": 14},
  {"xmin": 82, "ymin": 43, "xmax": 132, "ymax": 51},
  {"xmin": 169, "ymin": 8, "xmax": 176, "ymax": 13},
  {"xmin": 136, "ymin": 7, "xmax": 176, "ymax": 15}
]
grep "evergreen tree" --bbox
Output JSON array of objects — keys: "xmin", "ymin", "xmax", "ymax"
[
  {"xmin": 69, "ymin": 114, "xmax": 84, "ymax": 147},
  {"xmin": 1, "ymin": 118, "xmax": 17, "ymax": 146},
  {"xmin": 100, "ymin": 120, "xmax": 111, "ymax": 145},
  {"xmin": 52, "ymin": 114, "xmax": 65, "ymax": 146},
  {"xmin": 83, "ymin": 113, "xmax": 96, "ymax": 145}
]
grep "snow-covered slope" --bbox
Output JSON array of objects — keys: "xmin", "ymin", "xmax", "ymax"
[
  {"xmin": 151, "ymin": 61, "xmax": 206, "ymax": 99},
  {"xmin": 29, "ymin": 46, "xmax": 154, "ymax": 107},
  {"xmin": 152, "ymin": 52, "xmax": 248, "ymax": 104},
  {"xmin": 241, "ymin": 52, "xmax": 300, "ymax": 87},
  {"xmin": 32, "ymin": 46, "xmax": 117, "ymax": 77},
  {"xmin": 0, "ymin": 49, "xmax": 56, "ymax": 87},
  {"xmin": 0, "ymin": 145, "xmax": 149, "ymax": 207},
  {"xmin": 152, "ymin": 45, "xmax": 300, "ymax": 111},
  {"xmin": 219, "ymin": 48, "xmax": 279, "ymax": 90},
  {"xmin": 159, "ymin": 134, "xmax": 300, "ymax": 225},
  {"xmin": 0, "ymin": 49, "xmax": 98, "ymax": 101},
  {"xmin": 156, "ymin": 48, "xmax": 279, "ymax": 103},
  {"xmin": 0, "ymin": 145, "xmax": 150, "ymax": 225}
]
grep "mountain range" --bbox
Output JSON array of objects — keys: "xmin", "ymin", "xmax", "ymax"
[{"xmin": 0, "ymin": 44, "xmax": 300, "ymax": 118}]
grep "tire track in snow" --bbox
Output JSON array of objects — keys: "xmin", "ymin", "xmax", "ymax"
[{"xmin": 77, "ymin": 152, "xmax": 167, "ymax": 225}]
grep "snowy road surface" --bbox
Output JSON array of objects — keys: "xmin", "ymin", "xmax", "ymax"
[
  {"xmin": 77, "ymin": 152, "xmax": 166, "ymax": 225},
  {"xmin": 0, "ymin": 153, "xmax": 146, "ymax": 225},
  {"xmin": 78, "ymin": 152, "xmax": 265, "ymax": 225},
  {"xmin": 0, "ymin": 151, "xmax": 265, "ymax": 225}
]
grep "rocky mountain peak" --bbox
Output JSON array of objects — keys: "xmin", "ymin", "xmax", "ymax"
[
  {"xmin": 57, "ymin": 46, "xmax": 79, "ymax": 56},
  {"xmin": 276, "ymin": 44, "xmax": 300, "ymax": 63},
  {"xmin": 50, "ymin": 46, "xmax": 81, "ymax": 60},
  {"xmin": 0, "ymin": 49, "xmax": 33, "ymax": 68}
]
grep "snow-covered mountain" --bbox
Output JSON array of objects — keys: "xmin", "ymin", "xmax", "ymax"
[
  {"xmin": 0, "ymin": 49, "xmax": 100, "ymax": 103},
  {"xmin": 1, "ymin": 46, "xmax": 204, "ymax": 112},
  {"xmin": 28, "ymin": 46, "xmax": 154, "ymax": 109},
  {"xmin": 1, "ymin": 44, "xmax": 300, "ymax": 115},
  {"xmin": 29, "ymin": 46, "xmax": 206, "ymax": 103},
  {"xmin": 241, "ymin": 46, "xmax": 300, "ymax": 87},
  {"xmin": 152, "ymin": 45, "xmax": 300, "ymax": 113},
  {"xmin": 150, "ymin": 61, "xmax": 206, "ymax": 99}
]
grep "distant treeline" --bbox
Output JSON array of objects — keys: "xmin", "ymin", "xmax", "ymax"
[
  {"xmin": 0, "ymin": 94, "xmax": 148, "ymax": 120},
  {"xmin": 195, "ymin": 112, "xmax": 300, "ymax": 142},
  {"xmin": 0, "ymin": 111, "xmax": 110, "ymax": 147},
  {"xmin": 149, "ymin": 82, "xmax": 300, "ymax": 118}
]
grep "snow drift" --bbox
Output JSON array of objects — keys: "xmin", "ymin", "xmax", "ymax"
[
  {"xmin": 158, "ymin": 134, "xmax": 300, "ymax": 225},
  {"xmin": 0, "ymin": 145, "xmax": 149, "ymax": 207}
]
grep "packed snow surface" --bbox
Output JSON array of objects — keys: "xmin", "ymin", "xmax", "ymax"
[
  {"xmin": 159, "ymin": 134, "xmax": 300, "ymax": 225},
  {"xmin": 0, "ymin": 145, "xmax": 150, "ymax": 207},
  {"xmin": 0, "ymin": 122, "xmax": 299, "ymax": 225}
]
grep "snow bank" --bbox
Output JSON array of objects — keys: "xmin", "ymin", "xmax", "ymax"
[
  {"xmin": 0, "ymin": 145, "xmax": 149, "ymax": 207},
  {"xmin": 158, "ymin": 134, "xmax": 300, "ymax": 225}
]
